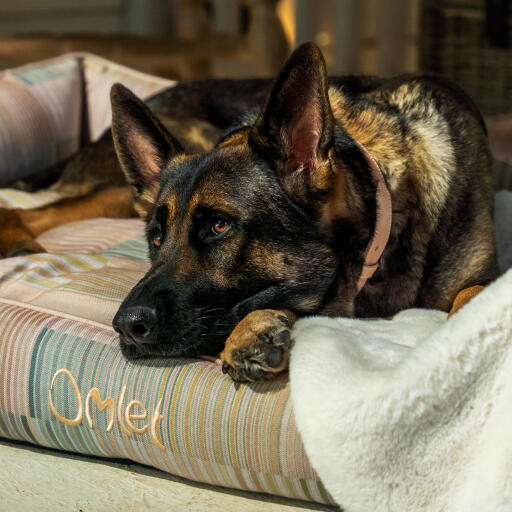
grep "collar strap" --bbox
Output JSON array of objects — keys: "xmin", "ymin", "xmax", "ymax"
[{"xmin": 354, "ymin": 141, "xmax": 392, "ymax": 294}]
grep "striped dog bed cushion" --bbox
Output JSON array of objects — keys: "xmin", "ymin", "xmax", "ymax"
[
  {"xmin": 0, "ymin": 57, "xmax": 82, "ymax": 186},
  {"xmin": 0, "ymin": 218, "xmax": 331, "ymax": 505},
  {"xmin": 0, "ymin": 52, "xmax": 173, "ymax": 200}
]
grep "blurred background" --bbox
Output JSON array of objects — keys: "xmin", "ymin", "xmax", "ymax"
[{"xmin": 0, "ymin": 0, "xmax": 510, "ymax": 117}]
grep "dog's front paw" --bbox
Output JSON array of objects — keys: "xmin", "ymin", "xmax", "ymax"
[
  {"xmin": 0, "ymin": 209, "xmax": 45, "ymax": 258},
  {"xmin": 220, "ymin": 309, "xmax": 296, "ymax": 382},
  {"xmin": 4, "ymin": 239, "xmax": 45, "ymax": 258}
]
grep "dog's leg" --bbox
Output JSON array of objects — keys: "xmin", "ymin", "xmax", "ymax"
[
  {"xmin": 0, "ymin": 209, "xmax": 45, "ymax": 257},
  {"xmin": 448, "ymin": 285, "xmax": 485, "ymax": 317},
  {"xmin": 220, "ymin": 309, "xmax": 296, "ymax": 382},
  {"xmin": 0, "ymin": 186, "xmax": 136, "ymax": 258}
]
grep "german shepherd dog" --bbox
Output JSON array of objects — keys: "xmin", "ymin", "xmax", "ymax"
[{"xmin": 0, "ymin": 43, "xmax": 499, "ymax": 381}]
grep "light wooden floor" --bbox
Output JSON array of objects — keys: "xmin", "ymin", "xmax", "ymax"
[{"xmin": 0, "ymin": 440, "xmax": 337, "ymax": 512}]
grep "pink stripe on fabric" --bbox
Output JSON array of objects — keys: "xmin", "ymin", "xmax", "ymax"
[{"xmin": 37, "ymin": 218, "xmax": 145, "ymax": 254}]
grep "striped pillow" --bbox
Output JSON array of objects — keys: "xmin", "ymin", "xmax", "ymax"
[
  {"xmin": 0, "ymin": 218, "xmax": 331, "ymax": 505},
  {"xmin": 0, "ymin": 57, "xmax": 82, "ymax": 186},
  {"xmin": 80, "ymin": 53, "xmax": 175, "ymax": 141},
  {"xmin": 0, "ymin": 53, "xmax": 174, "ymax": 208}
]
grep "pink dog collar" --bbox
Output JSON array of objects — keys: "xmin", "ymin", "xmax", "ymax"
[{"xmin": 355, "ymin": 142, "xmax": 392, "ymax": 293}]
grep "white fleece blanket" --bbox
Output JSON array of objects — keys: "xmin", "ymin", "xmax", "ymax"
[{"xmin": 290, "ymin": 190, "xmax": 512, "ymax": 512}]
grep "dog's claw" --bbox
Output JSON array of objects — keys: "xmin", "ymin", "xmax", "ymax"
[{"xmin": 278, "ymin": 314, "xmax": 292, "ymax": 327}]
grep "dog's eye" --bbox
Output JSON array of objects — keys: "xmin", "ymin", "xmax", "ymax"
[
  {"xmin": 153, "ymin": 232, "xmax": 163, "ymax": 247},
  {"xmin": 211, "ymin": 218, "xmax": 231, "ymax": 235}
]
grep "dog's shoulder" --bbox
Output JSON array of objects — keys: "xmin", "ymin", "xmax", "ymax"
[{"xmin": 326, "ymin": 74, "xmax": 487, "ymax": 203}]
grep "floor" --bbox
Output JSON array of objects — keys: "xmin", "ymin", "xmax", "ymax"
[{"xmin": 0, "ymin": 439, "xmax": 337, "ymax": 512}]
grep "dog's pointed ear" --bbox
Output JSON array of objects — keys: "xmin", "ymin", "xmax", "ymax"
[
  {"xmin": 249, "ymin": 43, "xmax": 335, "ymax": 209},
  {"xmin": 110, "ymin": 83, "xmax": 183, "ymax": 217}
]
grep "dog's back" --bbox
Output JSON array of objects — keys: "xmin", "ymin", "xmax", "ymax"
[{"xmin": 319, "ymin": 74, "xmax": 499, "ymax": 315}]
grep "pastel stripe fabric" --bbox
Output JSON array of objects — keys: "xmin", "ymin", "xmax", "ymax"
[
  {"xmin": 81, "ymin": 53, "xmax": 175, "ymax": 141},
  {"xmin": 0, "ymin": 53, "xmax": 174, "ymax": 197},
  {"xmin": 0, "ymin": 57, "xmax": 81, "ymax": 186},
  {"xmin": 0, "ymin": 218, "xmax": 331, "ymax": 505}
]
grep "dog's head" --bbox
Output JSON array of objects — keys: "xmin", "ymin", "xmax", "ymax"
[{"xmin": 111, "ymin": 43, "xmax": 373, "ymax": 358}]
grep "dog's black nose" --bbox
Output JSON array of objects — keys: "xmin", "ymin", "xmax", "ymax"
[{"xmin": 113, "ymin": 306, "xmax": 157, "ymax": 344}]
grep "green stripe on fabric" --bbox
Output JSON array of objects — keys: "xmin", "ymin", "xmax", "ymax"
[
  {"xmin": 7, "ymin": 412, "xmax": 23, "ymax": 440},
  {"xmin": 101, "ymin": 237, "xmax": 148, "ymax": 261},
  {"xmin": 80, "ymin": 341, "xmax": 113, "ymax": 455},
  {"xmin": 263, "ymin": 471, "xmax": 280, "ymax": 497},
  {"xmin": 66, "ymin": 330, "xmax": 106, "ymax": 456},
  {"xmin": 21, "ymin": 415, "xmax": 38, "ymax": 444},
  {"xmin": 11, "ymin": 65, "xmax": 71, "ymax": 85},
  {"xmin": 60, "ymin": 332, "xmax": 95, "ymax": 455},
  {"xmin": 44, "ymin": 330, "xmax": 68, "ymax": 419},
  {"xmin": 42, "ymin": 418, "xmax": 65, "ymax": 449},
  {"xmin": 0, "ymin": 412, "xmax": 9, "ymax": 437},
  {"xmin": 109, "ymin": 349, "xmax": 139, "ymax": 458},
  {"xmin": 94, "ymin": 346, "xmax": 126, "ymax": 458},
  {"xmin": 297, "ymin": 476, "xmax": 315, "ymax": 503},
  {"xmin": 316, "ymin": 479, "xmax": 332, "ymax": 504},
  {"xmin": 213, "ymin": 378, "xmax": 237, "ymax": 487},
  {"xmin": 170, "ymin": 364, "xmax": 195, "ymax": 455},
  {"xmin": 28, "ymin": 328, "xmax": 50, "ymax": 418},
  {"xmin": 274, "ymin": 390, "xmax": 290, "ymax": 477},
  {"xmin": 32, "ymin": 327, "xmax": 86, "ymax": 452},
  {"xmin": 281, "ymin": 475, "xmax": 301, "ymax": 500},
  {"xmin": 45, "ymin": 330, "xmax": 80, "ymax": 452}
]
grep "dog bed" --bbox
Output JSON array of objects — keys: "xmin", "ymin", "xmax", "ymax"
[{"xmin": 0, "ymin": 55, "xmax": 330, "ymax": 505}]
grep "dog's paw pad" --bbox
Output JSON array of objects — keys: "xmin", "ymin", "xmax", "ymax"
[
  {"xmin": 263, "ymin": 344, "xmax": 284, "ymax": 367},
  {"xmin": 220, "ymin": 309, "xmax": 296, "ymax": 382}
]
